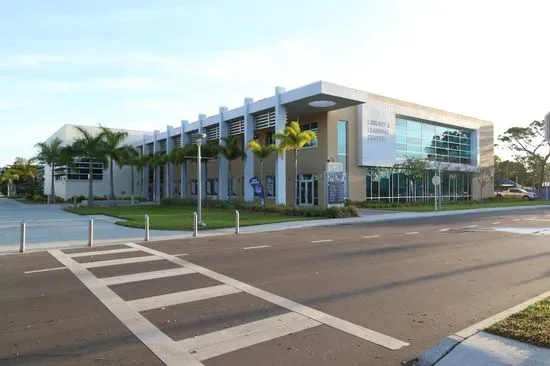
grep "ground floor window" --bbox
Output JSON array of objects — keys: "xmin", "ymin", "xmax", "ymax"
[
  {"xmin": 228, "ymin": 177, "xmax": 236, "ymax": 197},
  {"xmin": 295, "ymin": 173, "xmax": 319, "ymax": 206},
  {"xmin": 207, "ymin": 178, "xmax": 218, "ymax": 196},
  {"xmin": 365, "ymin": 167, "xmax": 472, "ymax": 202},
  {"xmin": 191, "ymin": 179, "xmax": 198, "ymax": 196}
]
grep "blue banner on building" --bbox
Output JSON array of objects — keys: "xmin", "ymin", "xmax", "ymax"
[{"xmin": 249, "ymin": 177, "xmax": 265, "ymax": 206}]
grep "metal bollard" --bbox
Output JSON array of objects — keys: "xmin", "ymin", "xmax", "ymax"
[
  {"xmin": 235, "ymin": 210, "xmax": 240, "ymax": 234},
  {"xmin": 144, "ymin": 214, "xmax": 150, "ymax": 241},
  {"xmin": 88, "ymin": 218, "xmax": 94, "ymax": 246},
  {"xmin": 193, "ymin": 212, "xmax": 198, "ymax": 237},
  {"xmin": 20, "ymin": 221, "xmax": 26, "ymax": 253}
]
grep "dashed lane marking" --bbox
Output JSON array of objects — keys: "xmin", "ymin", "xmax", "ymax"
[
  {"xmin": 24, "ymin": 266, "xmax": 67, "ymax": 274},
  {"xmin": 405, "ymin": 232, "xmax": 419, "ymax": 235},
  {"xmin": 363, "ymin": 235, "xmax": 381, "ymax": 239},
  {"xmin": 243, "ymin": 245, "xmax": 271, "ymax": 250},
  {"xmin": 310, "ymin": 239, "xmax": 333, "ymax": 243},
  {"xmin": 439, "ymin": 228, "xmax": 451, "ymax": 232},
  {"xmin": 492, "ymin": 222, "xmax": 501, "ymax": 225},
  {"xmin": 513, "ymin": 219, "xmax": 521, "ymax": 222},
  {"xmin": 465, "ymin": 225, "xmax": 478, "ymax": 228},
  {"xmin": 173, "ymin": 253, "xmax": 189, "ymax": 257}
]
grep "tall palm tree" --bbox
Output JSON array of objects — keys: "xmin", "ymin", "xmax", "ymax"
[
  {"xmin": 151, "ymin": 151, "xmax": 169, "ymax": 201},
  {"xmin": 170, "ymin": 145, "xmax": 193, "ymax": 199},
  {"xmin": 71, "ymin": 126, "xmax": 108, "ymax": 205},
  {"xmin": 274, "ymin": 121, "xmax": 317, "ymax": 206},
  {"xmin": 247, "ymin": 139, "xmax": 278, "ymax": 193},
  {"xmin": 118, "ymin": 145, "xmax": 140, "ymax": 204},
  {"xmin": 100, "ymin": 127, "xmax": 129, "ymax": 200},
  {"xmin": 218, "ymin": 136, "xmax": 247, "ymax": 199},
  {"xmin": 34, "ymin": 138, "xmax": 70, "ymax": 203},
  {"xmin": 134, "ymin": 154, "xmax": 150, "ymax": 201}
]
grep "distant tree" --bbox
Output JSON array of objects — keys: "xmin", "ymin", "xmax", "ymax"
[
  {"xmin": 70, "ymin": 127, "xmax": 108, "ymax": 205},
  {"xmin": 170, "ymin": 145, "xmax": 192, "ymax": 198},
  {"xmin": 274, "ymin": 121, "xmax": 317, "ymax": 206},
  {"xmin": 100, "ymin": 127, "xmax": 129, "ymax": 200},
  {"xmin": 396, "ymin": 158, "xmax": 430, "ymax": 201},
  {"xmin": 475, "ymin": 166, "xmax": 494, "ymax": 199},
  {"xmin": 118, "ymin": 145, "xmax": 140, "ymax": 204},
  {"xmin": 34, "ymin": 139, "xmax": 70, "ymax": 203},
  {"xmin": 498, "ymin": 120, "xmax": 549, "ymax": 188},
  {"xmin": 218, "ymin": 137, "xmax": 247, "ymax": 199},
  {"xmin": 247, "ymin": 139, "xmax": 278, "ymax": 197}
]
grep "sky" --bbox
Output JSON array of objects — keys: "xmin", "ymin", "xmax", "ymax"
[{"xmin": 1, "ymin": 0, "xmax": 549, "ymax": 166}]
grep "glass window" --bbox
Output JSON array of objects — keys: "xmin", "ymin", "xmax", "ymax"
[
  {"xmin": 396, "ymin": 134, "xmax": 406, "ymax": 144},
  {"xmin": 407, "ymin": 136, "xmax": 422, "ymax": 145},
  {"xmin": 266, "ymin": 176, "xmax": 276, "ymax": 197},
  {"xmin": 301, "ymin": 122, "xmax": 318, "ymax": 148},
  {"xmin": 396, "ymin": 118, "xmax": 407, "ymax": 128},
  {"xmin": 337, "ymin": 121, "xmax": 347, "ymax": 155}
]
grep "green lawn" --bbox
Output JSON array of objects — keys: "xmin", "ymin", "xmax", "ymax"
[
  {"xmin": 65, "ymin": 205, "xmax": 316, "ymax": 230},
  {"xmin": 361, "ymin": 200, "xmax": 550, "ymax": 212},
  {"xmin": 486, "ymin": 297, "xmax": 550, "ymax": 348}
]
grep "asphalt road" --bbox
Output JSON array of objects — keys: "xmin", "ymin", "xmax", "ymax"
[{"xmin": 2, "ymin": 208, "xmax": 550, "ymax": 365}]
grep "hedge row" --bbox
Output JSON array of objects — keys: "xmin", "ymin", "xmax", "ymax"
[{"xmin": 161, "ymin": 198, "xmax": 359, "ymax": 219}]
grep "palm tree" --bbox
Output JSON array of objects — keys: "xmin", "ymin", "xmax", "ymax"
[
  {"xmin": 170, "ymin": 145, "xmax": 194, "ymax": 199},
  {"xmin": 151, "ymin": 151, "xmax": 169, "ymax": 201},
  {"xmin": 34, "ymin": 138, "xmax": 70, "ymax": 203},
  {"xmin": 71, "ymin": 127, "xmax": 108, "ymax": 205},
  {"xmin": 118, "ymin": 145, "xmax": 140, "ymax": 204},
  {"xmin": 100, "ymin": 127, "xmax": 129, "ymax": 200},
  {"xmin": 218, "ymin": 136, "xmax": 247, "ymax": 199},
  {"xmin": 247, "ymin": 139, "xmax": 278, "ymax": 193},
  {"xmin": 135, "ymin": 154, "xmax": 151, "ymax": 200},
  {"xmin": 274, "ymin": 121, "xmax": 317, "ymax": 206}
]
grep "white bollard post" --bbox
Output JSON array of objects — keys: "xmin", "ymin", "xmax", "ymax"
[
  {"xmin": 235, "ymin": 210, "xmax": 240, "ymax": 234},
  {"xmin": 88, "ymin": 218, "xmax": 94, "ymax": 246},
  {"xmin": 193, "ymin": 212, "xmax": 198, "ymax": 237},
  {"xmin": 144, "ymin": 214, "xmax": 150, "ymax": 241},
  {"xmin": 20, "ymin": 221, "xmax": 26, "ymax": 253}
]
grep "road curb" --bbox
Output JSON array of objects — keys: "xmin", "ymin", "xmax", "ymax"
[{"xmin": 413, "ymin": 288, "xmax": 550, "ymax": 365}]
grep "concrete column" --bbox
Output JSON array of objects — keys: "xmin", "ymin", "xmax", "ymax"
[
  {"xmin": 153, "ymin": 130, "xmax": 161, "ymax": 202},
  {"xmin": 165, "ymin": 125, "xmax": 173, "ymax": 199},
  {"xmin": 198, "ymin": 115, "xmax": 207, "ymax": 199},
  {"xmin": 141, "ymin": 135, "xmax": 148, "ymax": 200},
  {"xmin": 218, "ymin": 107, "xmax": 229, "ymax": 201},
  {"xmin": 180, "ymin": 120, "xmax": 188, "ymax": 199},
  {"xmin": 275, "ymin": 87, "xmax": 287, "ymax": 205},
  {"xmin": 244, "ymin": 98, "xmax": 255, "ymax": 201}
]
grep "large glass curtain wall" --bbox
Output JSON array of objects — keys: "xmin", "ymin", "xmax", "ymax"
[{"xmin": 366, "ymin": 167, "xmax": 472, "ymax": 202}]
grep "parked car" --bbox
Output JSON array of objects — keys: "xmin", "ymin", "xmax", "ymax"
[{"xmin": 495, "ymin": 188, "xmax": 537, "ymax": 200}]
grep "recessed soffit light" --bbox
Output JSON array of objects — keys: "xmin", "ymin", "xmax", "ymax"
[{"xmin": 308, "ymin": 100, "xmax": 336, "ymax": 108}]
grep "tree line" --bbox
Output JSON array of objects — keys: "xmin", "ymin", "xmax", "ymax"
[{"xmin": 18, "ymin": 121, "xmax": 317, "ymax": 206}]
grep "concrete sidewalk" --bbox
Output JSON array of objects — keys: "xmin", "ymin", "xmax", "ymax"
[{"xmin": 434, "ymin": 332, "xmax": 550, "ymax": 365}]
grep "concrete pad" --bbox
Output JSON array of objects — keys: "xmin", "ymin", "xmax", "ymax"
[
  {"xmin": 416, "ymin": 335, "xmax": 463, "ymax": 366},
  {"xmin": 437, "ymin": 332, "xmax": 550, "ymax": 366},
  {"xmin": 88, "ymin": 259, "xmax": 179, "ymax": 278},
  {"xmin": 72, "ymin": 250, "xmax": 152, "ymax": 263}
]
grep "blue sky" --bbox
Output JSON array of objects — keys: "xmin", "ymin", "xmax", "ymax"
[{"xmin": 1, "ymin": 0, "xmax": 549, "ymax": 165}]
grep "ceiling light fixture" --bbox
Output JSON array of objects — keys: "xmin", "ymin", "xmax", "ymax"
[{"xmin": 308, "ymin": 100, "xmax": 336, "ymax": 108}]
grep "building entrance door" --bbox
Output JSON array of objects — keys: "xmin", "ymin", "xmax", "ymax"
[{"xmin": 296, "ymin": 174, "xmax": 316, "ymax": 206}]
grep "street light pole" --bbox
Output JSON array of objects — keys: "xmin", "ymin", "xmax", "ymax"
[{"xmin": 194, "ymin": 132, "xmax": 207, "ymax": 226}]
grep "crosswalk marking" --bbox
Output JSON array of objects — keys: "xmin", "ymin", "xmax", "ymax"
[
  {"xmin": 49, "ymin": 249, "xmax": 203, "ymax": 366},
  {"xmin": 127, "ymin": 242, "xmax": 409, "ymax": 350},
  {"xmin": 67, "ymin": 248, "xmax": 140, "ymax": 258},
  {"xmin": 102, "ymin": 267, "xmax": 196, "ymax": 286},
  {"xmin": 179, "ymin": 312, "xmax": 320, "ymax": 361},
  {"xmin": 81, "ymin": 255, "xmax": 163, "ymax": 268},
  {"xmin": 127, "ymin": 284, "xmax": 241, "ymax": 312}
]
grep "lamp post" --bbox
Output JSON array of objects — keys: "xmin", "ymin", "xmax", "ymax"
[{"xmin": 194, "ymin": 132, "xmax": 207, "ymax": 226}]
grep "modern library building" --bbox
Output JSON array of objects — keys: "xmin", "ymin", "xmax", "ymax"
[{"xmin": 42, "ymin": 81, "xmax": 494, "ymax": 205}]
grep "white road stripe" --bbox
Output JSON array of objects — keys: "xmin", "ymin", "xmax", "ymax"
[
  {"xmin": 48, "ymin": 249, "xmax": 203, "ymax": 366},
  {"xmin": 405, "ymin": 232, "xmax": 419, "ymax": 235},
  {"xmin": 465, "ymin": 225, "xmax": 478, "ymax": 228},
  {"xmin": 179, "ymin": 312, "xmax": 320, "ymax": 361},
  {"xmin": 102, "ymin": 267, "xmax": 196, "ymax": 286},
  {"xmin": 243, "ymin": 245, "xmax": 271, "ymax": 250},
  {"xmin": 127, "ymin": 242, "xmax": 409, "ymax": 350},
  {"xmin": 128, "ymin": 284, "xmax": 241, "ymax": 312},
  {"xmin": 173, "ymin": 253, "xmax": 189, "ymax": 257},
  {"xmin": 24, "ymin": 266, "xmax": 66, "ymax": 274},
  {"xmin": 439, "ymin": 228, "xmax": 451, "ymax": 232},
  {"xmin": 513, "ymin": 219, "xmax": 521, "ymax": 222},
  {"xmin": 522, "ymin": 218, "xmax": 550, "ymax": 222},
  {"xmin": 81, "ymin": 255, "xmax": 162, "ymax": 268},
  {"xmin": 67, "ymin": 248, "xmax": 140, "ymax": 258},
  {"xmin": 311, "ymin": 239, "xmax": 333, "ymax": 243},
  {"xmin": 363, "ymin": 235, "xmax": 381, "ymax": 239},
  {"xmin": 492, "ymin": 222, "xmax": 501, "ymax": 225}
]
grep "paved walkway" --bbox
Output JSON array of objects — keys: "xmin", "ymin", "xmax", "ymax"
[{"xmin": 0, "ymin": 199, "xmax": 186, "ymax": 253}]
